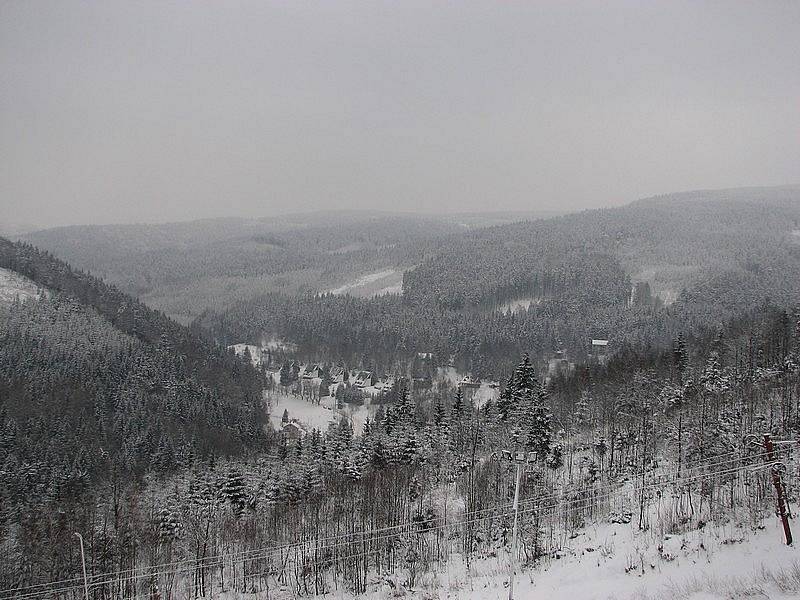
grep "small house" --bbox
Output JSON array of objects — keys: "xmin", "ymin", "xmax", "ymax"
[
  {"xmin": 330, "ymin": 366, "xmax": 346, "ymax": 383},
  {"xmin": 459, "ymin": 375, "xmax": 481, "ymax": 389},
  {"xmin": 591, "ymin": 339, "xmax": 610, "ymax": 365},
  {"xmin": 355, "ymin": 371, "xmax": 373, "ymax": 388},
  {"xmin": 303, "ymin": 364, "xmax": 323, "ymax": 379},
  {"xmin": 282, "ymin": 420, "xmax": 307, "ymax": 441}
]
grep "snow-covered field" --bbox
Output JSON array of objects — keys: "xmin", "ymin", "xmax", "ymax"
[
  {"xmin": 497, "ymin": 297, "xmax": 541, "ymax": 314},
  {"xmin": 0, "ymin": 267, "xmax": 43, "ymax": 304},
  {"xmin": 438, "ymin": 367, "xmax": 499, "ymax": 407},
  {"xmin": 266, "ymin": 392, "xmax": 339, "ymax": 431},
  {"xmin": 452, "ymin": 516, "xmax": 799, "ymax": 600},
  {"xmin": 228, "ymin": 339, "xmax": 298, "ymax": 366},
  {"xmin": 207, "ymin": 513, "xmax": 797, "ymax": 600},
  {"xmin": 265, "ymin": 390, "xmax": 376, "ymax": 433},
  {"xmin": 229, "ymin": 343, "xmax": 263, "ymax": 366},
  {"xmin": 332, "ymin": 513, "xmax": 798, "ymax": 599},
  {"xmin": 326, "ymin": 269, "xmax": 403, "ymax": 297}
]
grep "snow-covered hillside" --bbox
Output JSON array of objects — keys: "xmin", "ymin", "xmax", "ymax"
[
  {"xmin": 326, "ymin": 269, "xmax": 404, "ymax": 297},
  {"xmin": 0, "ymin": 267, "xmax": 44, "ymax": 304},
  {"xmin": 263, "ymin": 515, "xmax": 795, "ymax": 600}
]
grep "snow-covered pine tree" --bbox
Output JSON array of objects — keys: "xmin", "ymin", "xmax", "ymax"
[
  {"xmin": 279, "ymin": 362, "xmax": 291, "ymax": 387},
  {"xmin": 574, "ymin": 389, "xmax": 591, "ymax": 428}
]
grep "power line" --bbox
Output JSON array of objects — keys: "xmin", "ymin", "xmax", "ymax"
[{"xmin": 0, "ymin": 456, "xmax": 779, "ymax": 600}]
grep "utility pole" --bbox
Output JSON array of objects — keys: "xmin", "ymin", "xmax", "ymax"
[
  {"xmin": 492, "ymin": 450, "xmax": 536, "ymax": 600},
  {"xmin": 74, "ymin": 532, "xmax": 90, "ymax": 600},
  {"xmin": 508, "ymin": 461, "xmax": 522, "ymax": 600},
  {"xmin": 764, "ymin": 434, "xmax": 793, "ymax": 545}
]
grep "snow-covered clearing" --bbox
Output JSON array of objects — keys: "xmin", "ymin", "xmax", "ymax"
[
  {"xmin": 266, "ymin": 391, "xmax": 339, "ymax": 431},
  {"xmin": 350, "ymin": 515, "xmax": 797, "ymax": 600},
  {"xmin": 0, "ymin": 267, "xmax": 44, "ymax": 304},
  {"xmin": 437, "ymin": 367, "xmax": 499, "ymax": 407},
  {"xmin": 326, "ymin": 269, "xmax": 403, "ymax": 297},
  {"xmin": 229, "ymin": 343, "xmax": 263, "ymax": 366},
  {"xmin": 228, "ymin": 339, "xmax": 298, "ymax": 366},
  {"xmin": 497, "ymin": 297, "xmax": 541, "ymax": 314},
  {"xmin": 207, "ymin": 515, "xmax": 797, "ymax": 600},
  {"xmin": 265, "ymin": 389, "xmax": 377, "ymax": 433},
  {"xmin": 453, "ymin": 516, "xmax": 799, "ymax": 600}
]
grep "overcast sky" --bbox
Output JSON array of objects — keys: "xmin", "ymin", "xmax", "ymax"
[{"xmin": 1, "ymin": 1, "xmax": 798, "ymax": 227}]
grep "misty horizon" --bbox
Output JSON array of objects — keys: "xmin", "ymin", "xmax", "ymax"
[
  {"xmin": 2, "ymin": 2, "xmax": 799, "ymax": 228},
  {"xmin": 2, "ymin": 4, "xmax": 800, "ymax": 595},
  {"xmin": 3, "ymin": 184, "xmax": 797, "ymax": 234}
]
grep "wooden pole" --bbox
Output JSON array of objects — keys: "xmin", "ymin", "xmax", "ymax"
[
  {"xmin": 764, "ymin": 434, "xmax": 793, "ymax": 545},
  {"xmin": 74, "ymin": 533, "xmax": 90, "ymax": 600},
  {"xmin": 508, "ymin": 462, "xmax": 522, "ymax": 600}
]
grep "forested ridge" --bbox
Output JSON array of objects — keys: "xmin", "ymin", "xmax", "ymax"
[
  {"xmin": 404, "ymin": 186, "xmax": 800, "ymax": 309},
  {"xmin": 19, "ymin": 213, "xmax": 482, "ymax": 322},
  {"xmin": 198, "ymin": 187, "xmax": 800, "ymax": 376},
  {"xmin": 0, "ymin": 237, "xmax": 269, "ymax": 580},
  {"xmin": 3, "ymin": 189, "xmax": 800, "ymax": 598},
  {"xmin": 3, "ymin": 290, "xmax": 798, "ymax": 597}
]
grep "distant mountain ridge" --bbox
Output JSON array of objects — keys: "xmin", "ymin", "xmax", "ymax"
[
  {"xmin": 197, "ymin": 185, "xmax": 800, "ymax": 376},
  {"xmin": 0, "ymin": 236, "xmax": 268, "ymax": 465},
  {"xmin": 20, "ymin": 210, "xmax": 551, "ymax": 322}
]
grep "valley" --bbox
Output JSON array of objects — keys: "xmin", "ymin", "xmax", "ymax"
[
  {"xmin": 3, "ymin": 2, "xmax": 797, "ymax": 596},
  {"xmin": 2, "ymin": 187, "xmax": 800, "ymax": 600}
]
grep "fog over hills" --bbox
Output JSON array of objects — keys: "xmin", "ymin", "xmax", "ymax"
[{"xmin": 3, "ymin": 1, "xmax": 800, "ymax": 596}]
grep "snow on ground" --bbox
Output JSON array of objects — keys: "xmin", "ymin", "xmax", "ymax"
[
  {"xmin": 326, "ymin": 269, "xmax": 403, "ymax": 297},
  {"xmin": 228, "ymin": 339, "xmax": 298, "ymax": 366},
  {"xmin": 261, "ymin": 337, "xmax": 298, "ymax": 352},
  {"xmin": 497, "ymin": 297, "xmax": 541, "ymax": 314},
  {"xmin": 471, "ymin": 383, "xmax": 499, "ymax": 408},
  {"xmin": 229, "ymin": 343, "xmax": 263, "ymax": 366},
  {"xmin": 437, "ymin": 516, "xmax": 799, "ymax": 600},
  {"xmin": 265, "ymin": 389, "xmax": 377, "ymax": 433},
  {"xmin": 0, "ymin": 267, "xmax": 44, "ymax": 304},
  {"xmin": 266, "ymin": 391, "xmax": 339, "ymax": 431},
  {"xmin": 437, "ymin": 367, "xmax": 499, "ymax": 408},
  {"xmin": 334, "ymin": 516, "xmax": 797, "ymax": 600},
  {"xmin": 222, "ymin": 514, "xmax": 797, "ymax": 600},
  {"xmin": 337, "ymin": 397, "xmax": 376, "ymax": 434}
]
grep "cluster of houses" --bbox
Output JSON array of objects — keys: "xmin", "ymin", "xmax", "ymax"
[{"xmin": 274, "ymin": 340, "xmax": 612, "ymax": 440}]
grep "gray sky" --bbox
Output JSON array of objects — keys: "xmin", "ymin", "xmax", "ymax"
[{"xmin": 1, "ymin": 1, "xmax": 798, "ymax": 227}]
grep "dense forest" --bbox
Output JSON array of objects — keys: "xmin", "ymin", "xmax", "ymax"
[
  {"xmin": 3, "ymin": 282, "xmax": 798, "ymax": 597},
  {"xmin": 3, "ymin": 190, "xmax": 800, "ymax": 598},
  {"xmin": 20, "ymin": 212, "xmax": 538, "ymax": 323},
  {"xmin": 197, "ymin": 188, "xmax": 800, "ymax": 377},
  {"xmin": 0, "ymin": 238, "xmax": 270, "ymax": 584},
  {"xmin": 405, "ymin": 187, "xmax": 800, "ymax": 309}
]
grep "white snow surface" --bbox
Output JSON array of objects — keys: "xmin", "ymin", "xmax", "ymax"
[
  {"xmin": 438, "ymin": 367, "xmax": 499, "ymax": 408},
  {"xmin": 0, "ymin": 267, "xmax": 44, "ymax": 304},
  {"xmin": 266, "ymin": 391, "xmax": 339, "ymax": 431},
  {"xmin": 326, "ymin": 269, "xmax": 403, "ymax": 297},
  {"xmin": 491, "ymin": 516, "xmax": 798, "ymax": 600},
  {"xmin": 497, "ymin": 297, "xmax": 542, "ymax": 314},
  {"xmin": 228, "ymin": 340, "xmax": 299, "ymax": 366},
  {"xmin": 229, "ymin": 343, "xmax": 263, "ymax": 366},
  {"xmin": 265, "ymin": 387, "xmax": 377, "ymax": 434},
  {"xmin": 210, "ymin": 515, "xmax": 797, "ymax": 600},
  {"xmin": 362, "ymin": 516, "xmax": 796, "ymax": 599}
]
